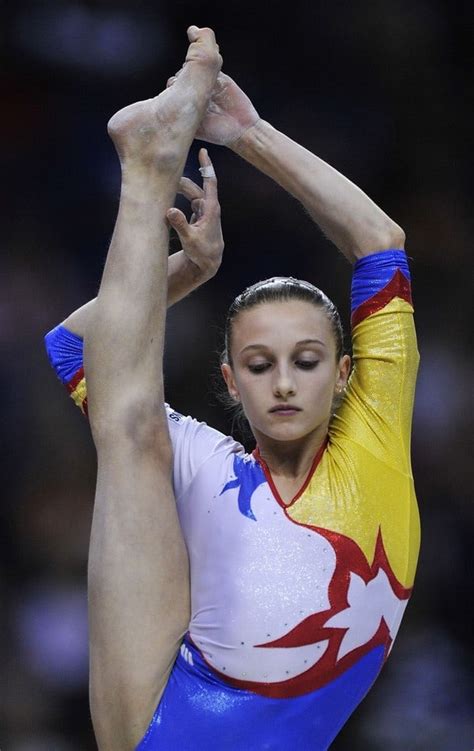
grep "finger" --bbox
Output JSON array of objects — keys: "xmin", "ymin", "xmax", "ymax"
[
  {"xmin": 191, "ymin": 197, "xmax": 204, "ymax": 211},
  {"xmin": 190, "ymin": 198, "xmax": 204, "ymax": 222},
  {"xmin": 166, "ymin": 208, "xmax": 189, "ymax": 237},
  {"xmin": 178, "ymin": 177, "xmax": 204, "ymax": 202},
  {"xmin": 198, "ymin": 148, "xmax": 218, "ymax": 200}
]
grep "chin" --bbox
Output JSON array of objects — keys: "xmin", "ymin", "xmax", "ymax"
[{"xmin": 262, "ymin": 424, "xmax": 310, "ymax": 443}]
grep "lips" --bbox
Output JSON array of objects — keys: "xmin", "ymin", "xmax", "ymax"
[{"xmin": 269, "ymin": 404, "xmax": 302, "ymax": 414}]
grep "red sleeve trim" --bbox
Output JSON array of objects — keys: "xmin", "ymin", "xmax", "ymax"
[
  {"xmin": 66, "ymin": 366, "xmax": 84, "ymax": 393},
  {"xmin": 65, "ymin": 366, "xmax": 88, "ymax": 416},
  {"xmin": 351, "ymin": 269, "xmax": 412, "ymax": 328}
]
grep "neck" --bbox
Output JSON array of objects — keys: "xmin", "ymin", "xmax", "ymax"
[{"xmin": 254, "ymin": 424, "xmax": 328, "ymax": 479}]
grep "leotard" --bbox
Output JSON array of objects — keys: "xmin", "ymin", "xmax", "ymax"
[{"xmin": 45, "ymin": 249, "xmax": 420, "ymax": 750}]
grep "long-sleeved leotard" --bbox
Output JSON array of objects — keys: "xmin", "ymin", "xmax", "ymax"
[{"xmin": 45, "ymin": 249, "xmax": 420, "ymax": 750}]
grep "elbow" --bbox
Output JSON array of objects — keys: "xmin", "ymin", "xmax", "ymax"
[
  {"xmin": 351, "ymin": 220, "xmax": 406, "ymax": 262},
  {"xmin": 372, "ymin": 218, "xmax": 406, "ymax": 253},
  {"xmin": 384, "ymin": 222, "xmax": 406, "ymax": 251}
]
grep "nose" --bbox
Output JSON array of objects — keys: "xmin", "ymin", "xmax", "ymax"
[{"xmin": 273, "ymin": 366, "xmax": 296, "ymax": 399}]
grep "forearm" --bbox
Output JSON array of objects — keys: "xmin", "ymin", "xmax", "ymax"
[
  {"xmin": 62, "ymin": 251, "xmax": 211, "ymax": 339},
  {"xmin": 232, "ymin": 120, "xmax": 404, "ymax": 263},
  {"xmin": 167, "ymin": 249, "xmax": 216, "ymax": 305}
]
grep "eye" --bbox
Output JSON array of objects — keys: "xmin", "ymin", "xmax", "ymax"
[
  {"xmin": 247, "ymin": 362, "xmax": 271, "ymax": 373},
  {"xmin": 295, "ymin": 359, "xmax": 319, "ymax": 370}
]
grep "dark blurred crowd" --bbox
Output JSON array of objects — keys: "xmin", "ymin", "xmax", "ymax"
[{"xmin": 1, "ymin": 1, "xmax": 473, "ymax": 749}]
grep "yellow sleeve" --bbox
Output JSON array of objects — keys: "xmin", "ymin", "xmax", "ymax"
[
  {"xmin": 331, "ymin": 297, "xmax": 419, "ymax": 474},
  {"xmin": 306, "ymin": 251, "xmax": 422, "ymax": 587}
]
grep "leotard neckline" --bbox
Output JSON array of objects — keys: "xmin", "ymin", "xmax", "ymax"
[{"xmin": 253, "ymin": 437, "xmax": 328, "ymax": 509}]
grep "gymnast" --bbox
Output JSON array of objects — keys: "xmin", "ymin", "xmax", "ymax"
[{"xmin": 45, "ymin": 26, "xmax": 420, "ymax": 751}]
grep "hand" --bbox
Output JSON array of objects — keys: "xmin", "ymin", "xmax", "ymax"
[
  {"xmin": 166, "ymin": 148, "xmax": 224, "ymax": 279},
  {"xmin": 167, "ymin": 71, "xmax": 260, "ymax": 148},
  {"xmin": 197, "ymin": 73, "xmax": 260, "ymax": 146}
]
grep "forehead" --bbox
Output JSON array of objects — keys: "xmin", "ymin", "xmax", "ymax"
[{"xmin": 232, "ymin": 300, "xmax": 334, "ymax": 351}]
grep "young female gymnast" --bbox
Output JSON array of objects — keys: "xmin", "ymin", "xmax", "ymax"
[{"xmin": 45, "ymin": 25, "xmax": 420, "ymax": 751}]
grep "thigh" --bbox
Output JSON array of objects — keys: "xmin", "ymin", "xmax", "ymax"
[{"xmin": 88, "ymin": 430, "xmax": 190, "ymax": 750}]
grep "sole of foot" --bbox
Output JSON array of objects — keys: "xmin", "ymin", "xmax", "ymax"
[{"xmin": 108, "ymin": 26, "xmax": 222, "ymax": 167}]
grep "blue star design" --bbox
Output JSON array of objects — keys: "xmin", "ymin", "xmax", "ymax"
[{"xmin": 220, "ymin": 454, "xmax": 266, "ymax": 521}]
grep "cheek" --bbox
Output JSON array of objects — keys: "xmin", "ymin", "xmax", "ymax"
[
  {"xmin": 235, "ymin": 376, "xmax": 268, "ymax": 418},
  {"xmin": 238, "ymin": 377, "xmax": 262, "ymax": 405},
  {"xmin": 301, "ymin": 366, "xmax": 337, "ymax": 403}
]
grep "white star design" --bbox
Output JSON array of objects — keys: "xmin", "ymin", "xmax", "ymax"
[{"xmin": 324, "ymin": 569, "xmax": 408, "ymax": 660}]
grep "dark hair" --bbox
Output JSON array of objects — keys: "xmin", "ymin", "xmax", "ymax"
[{"xmin": 221, "ymin": 276, "xmax": 344, "ymax": 366}]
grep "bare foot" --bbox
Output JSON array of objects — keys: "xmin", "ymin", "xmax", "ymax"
[{"xmin": 108, "ymin": 26, "xmax": 222, "ymax": 167}]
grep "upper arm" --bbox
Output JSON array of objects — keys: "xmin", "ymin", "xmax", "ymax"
[
  {"xmin": 62, "ymin": 299, "xmax": 97, "ymax": 338},
  {"xmin": 331, "ymin": 249, "xmax": 419, "ymax": 472}
]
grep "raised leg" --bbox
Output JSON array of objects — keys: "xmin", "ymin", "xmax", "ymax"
[{"xmin": 84, "ymin": 27, "xmax": 221, "ymax": 750}]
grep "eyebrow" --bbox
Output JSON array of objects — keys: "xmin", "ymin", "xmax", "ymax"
[{"xmin": 239, "ymin": 339, "xmax": 327, "ymax": 355}]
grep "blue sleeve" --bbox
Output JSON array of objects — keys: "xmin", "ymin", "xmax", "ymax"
[
  {"xmin": 350, "ymin": 249, "xmax": 412, "ymax": 327},
  {"xmin": 44, "ymin": 324, "xmax": 84, "ymax": 384}
]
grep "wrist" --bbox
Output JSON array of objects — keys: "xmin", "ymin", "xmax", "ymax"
[
  {"xmin": 173, "ymin": 249, "xmax": 221, "ymax": 286},
  {"xmin": 191, "ymin": 252, "xmax": 222, "ymax": 282},
  {"xmin": 182, "ymin": 254, "xmax": 216, "ymax": 284},
  {"xmin": 230, "ymin": 118, "xmax": 272, "ymax": 155},
  {"xmin": 166, "ymin": 251, "xmax": 220, "ymax": 308}
]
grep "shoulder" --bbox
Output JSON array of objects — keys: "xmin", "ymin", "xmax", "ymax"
[{"xmin": 165, "ymin": 403, "xmax": 246, "ymax": 483}]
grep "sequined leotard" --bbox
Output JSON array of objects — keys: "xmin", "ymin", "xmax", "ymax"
[{"xmin": 45, "ymin": 249, "xmax": 420, "ymax": 750}]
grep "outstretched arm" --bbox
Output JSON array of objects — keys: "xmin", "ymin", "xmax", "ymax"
[
  {"xmin": 63, "ymin": 161, "xmax": 223, "ymax": 338},
  {"xmin": 196, "ymin": 73, "xmax": 404, "ymax": 262}
]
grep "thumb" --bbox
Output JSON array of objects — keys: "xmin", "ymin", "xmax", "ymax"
[{"xmin": 166, "ymin": 208, "xmax": 189, "ymax": 237}]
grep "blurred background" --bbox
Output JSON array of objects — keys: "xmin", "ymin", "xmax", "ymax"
[{"xmin": 1, "ymin": 0, "xmax": 473, "ymax": 749}]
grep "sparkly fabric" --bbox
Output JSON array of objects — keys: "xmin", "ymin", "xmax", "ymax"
[
  {"xmin": 45, "ymin": 325, "xmax": 84, "ymax": 383},
  {"xmin": 351, "ymin": 268, "xmax": 412, "ymax": 328},
  {"xmin": 350, "ymin": 248, "xmax": 410, "ymax": 313},
  {"xmin": 136, "ymin": 636, "xmax": 385, "ymax": 751},
  {"xmin": 45, "ymin": 249, "xmax": 420, "ymax": 750},
  {"xmin": 66, "ymin": 367, "xmax": 88, "ymax": 415},
  {"xmin": 44, "ymin": 325, "xmax": 88, "ymax": 414}
]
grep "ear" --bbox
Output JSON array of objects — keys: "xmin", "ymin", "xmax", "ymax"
[
  {"xmin": 221, "ymin": 362, "xmax": 240, "ymax": 401},
  {"xmin": 335, "ymin": 354, "xmax": 351, "ymax": 393}
]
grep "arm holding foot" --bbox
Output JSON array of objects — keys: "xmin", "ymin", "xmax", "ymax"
[
  {"xmin": 61, "ymin": 155, "xmax": 223, "ymax": 339},
  {"xmin": 197, "ymin": 73, "xmax": 404, "ymax": 262}
]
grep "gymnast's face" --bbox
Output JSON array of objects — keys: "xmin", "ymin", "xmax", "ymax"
[{"xmin": 221, "ymin": 300, "xmax": 350, "ymax": 445}]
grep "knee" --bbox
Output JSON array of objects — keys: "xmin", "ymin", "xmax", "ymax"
[
  {"xmin": 125, "ymin": 399, "xmax": 171, "ymax": 450},
  {"xmin": 92, "ymin": 398, "xmax": 173, "ymax": 463}
]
